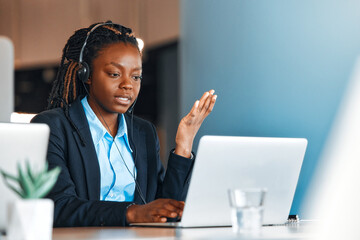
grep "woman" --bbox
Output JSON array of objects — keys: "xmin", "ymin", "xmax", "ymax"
[{"xmin": 31, "ymin": 21, "xmax": 217, "ymax": 227}]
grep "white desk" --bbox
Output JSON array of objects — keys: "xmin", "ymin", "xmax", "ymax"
[{"xmin": 51, "ymin": 222, "xmax": 312, "ymax": 240}]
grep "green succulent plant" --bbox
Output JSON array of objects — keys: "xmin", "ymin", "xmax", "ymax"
[{"xmin": 0, "ymin": 161, "xmax": 60, "ymax": 199}]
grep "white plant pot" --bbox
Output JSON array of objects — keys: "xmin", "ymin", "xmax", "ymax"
[{"xmin": 7, "ymin": 199, "xmax": 54, "ymax": 240}]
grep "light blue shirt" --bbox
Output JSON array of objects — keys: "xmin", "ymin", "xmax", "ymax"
[{"xmin": 81, "ymin": 97, "xmax": 136, "ymax": 201}]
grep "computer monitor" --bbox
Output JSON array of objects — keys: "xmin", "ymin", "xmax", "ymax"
[{"xmin": 0, "ymin": 36, "xmax": 14, "ymax": 122}]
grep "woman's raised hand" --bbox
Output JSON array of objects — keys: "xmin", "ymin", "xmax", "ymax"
[{"xmin": 174, "ymin": 90, "xmax": 217, "ymax": 158}]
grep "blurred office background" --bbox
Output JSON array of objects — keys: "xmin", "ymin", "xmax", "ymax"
[
  {"xmin": 0, "ymin": 0, "xmax": 181, "ymax": 165},
  {"xmin": 1, "ymin": 0, "xmax": 360, "ymax": 219}
]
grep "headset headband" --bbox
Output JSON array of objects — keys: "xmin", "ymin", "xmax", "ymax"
[{"xmin": 79, "ymin": 22, "xmax": 118, "ymax": 64}]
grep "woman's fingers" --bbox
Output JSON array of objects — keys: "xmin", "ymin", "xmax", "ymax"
[
  {"xmin": 189, "ymin": 90, "xmax": 215, "ymax": 117},
  {"xmin": 151, "ymin": 215, "xmax": 167, "ymax": 222},
  {"xmin": 156, "ymin": 208, "xmax": 178, "ymax": 218},
  {"xmin": 147, "ymin": 199, "xmax": 185, "ymax": 222},
  {"xmin": 191, "ymin": 90, "xmax": 217, "ymax": 119},
  {"xmin": 164, "ymin": 200, "xmax": 184, "ymax": 212},
  {"xmin": 201, "ymin": 90, "xmax": 215, "ymax": 113},
  {"xmin": 188, "ymin": 100, "xmax": 200, "ymax": 118},
  {"xmin": 204, "ymin": 94, "xmax": 217, "ymax": 115},
  {"xmin": 198, "ymin": 91, "xmax": 210, "ymax": 111}
]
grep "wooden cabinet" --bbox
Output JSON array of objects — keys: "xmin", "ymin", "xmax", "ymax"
[{"xmin": 0, "ymin": 0, "xmax": 179, "ymax": 69}]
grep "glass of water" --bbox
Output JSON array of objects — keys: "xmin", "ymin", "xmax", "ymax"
[{"xmin": 228, "ymin": 188, "xmax": 266, "ymax": 236}]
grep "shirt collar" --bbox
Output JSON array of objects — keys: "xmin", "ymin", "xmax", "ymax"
[{"xmin": 81, "ymin": 96, "xmax": 133, "ymax": 152}]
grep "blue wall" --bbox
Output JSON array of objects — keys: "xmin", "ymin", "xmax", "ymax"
[{"xmin": 180, "ymin": 0, "xmax": 360, "ymax": 218}]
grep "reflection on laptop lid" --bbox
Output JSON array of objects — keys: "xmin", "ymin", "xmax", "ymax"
[
  {"xmin": 0, "ymin": 123, "xmax": 50, "ymax": 233},
  {"xmin": 132, "ymin": 135, "xmax": 307, "ymax": 228}
]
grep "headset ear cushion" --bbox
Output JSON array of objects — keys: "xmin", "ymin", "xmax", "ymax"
[{"xmin": 77, "ymin": 62, "xmax": 90, "ymax": 83}]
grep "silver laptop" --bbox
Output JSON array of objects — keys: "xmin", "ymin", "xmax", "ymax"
[
  {"xmin": 0, "ymin": 123, "xmax": 50, "ymax": 233},
  {"xmin": 0, "ymin": 37, "xmax": 14, "ymax": 122},
  {"xmin": 132, "ymin": 135, "xmax": 307, "ymax": 228}
]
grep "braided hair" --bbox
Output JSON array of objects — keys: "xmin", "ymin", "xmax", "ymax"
[
  {"xmin": 48, "ymin": 21, "xmax": 139, "ymax": 110},
  {"xmin": 47, "ymin": 21, "xmax": 139, "ymax": 146}
]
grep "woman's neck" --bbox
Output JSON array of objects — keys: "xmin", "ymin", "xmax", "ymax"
[{"xmin": 87, "ymin": 97, "xmax": 119, "ymax": 138}]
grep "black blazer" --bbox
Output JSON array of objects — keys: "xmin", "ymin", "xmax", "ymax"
[{"xmin": 31, "ymin": 98, "xmax": 194, "ymax": 227}]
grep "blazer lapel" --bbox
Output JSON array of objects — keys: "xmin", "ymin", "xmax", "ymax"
[
  {"xmin": 125, "ymin": 114, "xmax": 148, "ymax": 204},
  {"xmin": 69, "ymin": 99, "xmax": 100, "ymax": 200}
]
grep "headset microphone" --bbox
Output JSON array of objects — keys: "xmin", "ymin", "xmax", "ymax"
[{"xmin": 127, "ymin": 97, "xmax": 137, "ymax": 114}]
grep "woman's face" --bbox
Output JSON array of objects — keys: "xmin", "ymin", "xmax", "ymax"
[{"xmin": 87, "ymin": 42, "xmax": 142, "ymax": 115}]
